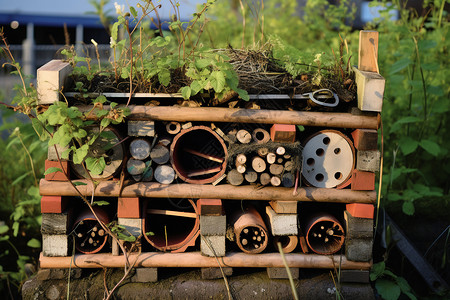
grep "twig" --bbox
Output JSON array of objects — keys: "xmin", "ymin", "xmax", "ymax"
[{"xmin": 277, "ymin": 242, "xmax": 299, "ymax": 300}]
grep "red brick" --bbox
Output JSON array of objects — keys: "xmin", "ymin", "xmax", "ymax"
[
  {"xmin": 44, "ymin": 160, "xmax": 69, "ymax": 181},
  {"xmin": 351, "ymin": 170, "xmax": 375, "ymax": 191},
  {"xmin": 197, "ymin": 199, "xmax": 223, "ymax": 216},
  {"xmin": 351, "ymin": 129, "xmax": 378, "ymax": 150},
  {"xmin": 270, "ymin": 124, "xmax": 296, "ymax": 143},
  {"xmin": 346, "ymin": 203, "xmax": 374, "ymax": 219},
  {"xmin": 41, "ymin": 196, "xmax": 67, "ymax": 213},
  {"xmin": 118, "ymin": 197, "xmax": 140, "ymax": 218}
]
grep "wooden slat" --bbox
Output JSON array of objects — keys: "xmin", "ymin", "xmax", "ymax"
[
  {"xmin": 358, "ymin": 30, "xmax": 379, "ymax": 73},
  {"xmin": 147, "ymin": 209, "xmax": 197, "ymax": 218}
]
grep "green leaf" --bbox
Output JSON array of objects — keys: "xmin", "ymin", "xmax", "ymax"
[
  {"xmin": 195, "ymin": 58, "xmax": 212, "ymax": 69},
  {"xmin": 402, "ymin": 201, "xmax": 415, "ymax": 216},
  {"xmin": 375, "ymin": 278, "xmax": 401, "ymax": 300},
  {"xmin": 93, "ymin": 201, "xmax": 109, "ymax": 206},
  {"xmin": 0, "ymin": 225, "xmax": 9, "ymax": 235},
  {"xmin": 395, "ymin": 277, "xmax": 417, "ymax": 300},
  {"xmin": 27, "ymin": 238, "xmax": 41, "ymax": 248},
  {"xmin": 419, "ymin": 139, "xmax": 440, "ymax": 156},
  {"xmin": 121, "ymin": 67, "xmax": 129, "ymax": 79},
  {"xmin": 101, "ymin": 118, "xmax": 112, "ymax": 129},
  {"xmin": 130, "ymin": 6, "xmax": 137, "ymax": 17},
  {"xmin": 73, "ymin": 181, "xmax": 87, "ymax": 186},
  {"xmin": 190, "ymin": 80, "xmax": 203, "ymax": 95},
  {"xmin": 370, "ymin": 261, "xmax": 385, "ymax": 281},
  {"xmin": 158, "ymin": 69, "xmax": 171, "ymax": 86},
  {"xmin": 146, "ymin": 231, "xmax": 155, "ymax": 236},
  {"xmin": 85, "ymin": 157, "xmax": 106, "ymax": 175},
  {"xmin": 94, "ymin": 95, "xmax": 107, "ymax": 104},
  {"xmin": 236, "ymin": 88, "xmax": 249, "ymax": 101},
  {"xmin": 387, "ymin": 193, "xmax": 402, "ymax": 202},
  {"xmin": 399, "ymin": 136, "xmax": 418, "ymax": 155},
  {"xmin": 12, "ymin": 171, "xmax": 32, "ymax": 186},
  {"xmin": 44, "ymin": 167, "xmax": 62, "ymax": 175},
  {"xmin": 73, "ymin": 144, "xmax": 89, "ymax": 164},
  {"xmin": 180, "ymin": 86, "xmax": 191, "ymax": 100},
  {"xmin": 389, "ymin": 116, "xmax": 421, "ymax": 134},
  {"xmin": 210, "ymin": 71, "xmax": 226, "ymax": 93}
]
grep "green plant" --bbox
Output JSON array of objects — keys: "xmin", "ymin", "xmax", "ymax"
[{"xmin": 371, "ymin": 261, "xmax": 417, "ymax": 300}]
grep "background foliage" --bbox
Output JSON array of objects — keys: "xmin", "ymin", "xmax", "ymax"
[{"xmin": 0, "ymin": 0, "xmax": 448, "ymax": 298}]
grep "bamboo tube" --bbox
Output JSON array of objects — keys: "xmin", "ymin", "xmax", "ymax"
[
  {"xmin": 79, "ymin": 105, "xmax": 379, "ymax": 129},
  {"xmin": 252, "ymin": 128, "xmax": 270, "ymax": 144},
  {"xmin": 166, "ymin": 121, "xmax": 181, "ymax": 135},
  {"xmin": 39, "ymin": 252, "xmax": 371, "ymax": 269},
  {"xmin": 39, "ymin": 179, "xmax": 376, "ymax": 203}
]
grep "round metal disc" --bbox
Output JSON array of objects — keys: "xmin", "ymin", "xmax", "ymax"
[{"xmin": 302, "ymin": 130, "xmax": 354, "ymax": 188}]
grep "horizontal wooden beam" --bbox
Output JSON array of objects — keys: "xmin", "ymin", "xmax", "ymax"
[
  {"xmin": 39, "ymin": 251, "xmax": 371, "ymax": 269},
  {"xmin": 39, "ymin": 180, "xmax": 376, "ymax": 204},
  {"xmin": 78, "ymin": 105, "xmax": 379, "ymax": 129}
]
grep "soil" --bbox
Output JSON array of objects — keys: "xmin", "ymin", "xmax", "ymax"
[{"xmin": 22, "ymin": 268, "xmax": 375, "ymax": 300}]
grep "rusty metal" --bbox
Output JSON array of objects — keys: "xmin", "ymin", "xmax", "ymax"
[
  {"xmin": 72, "ymin": 207, "xmax": 110, "ymax": 254},
  {"xmin": 170, "ymin": 126, "xmax": 227, "ymax": 184},
  {"xmin": 305, "ymin": 213, "xmax": 345, "ymax": 255},
  {"xmin": 232, "ymin": 206, "xmax": 269, "ymax": 254},
  {"xmin": 142, "ymin": 199, "xmax": 199, "ymax": 253}
]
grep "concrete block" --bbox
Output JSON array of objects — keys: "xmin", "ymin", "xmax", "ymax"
[
  {"xmin": 41, "ymin": 212, "xmax": 69, "ymax": 235},
  {"xmin": 351, "ymin": 129, "xmax": 378, "ymax": 151},
  {"xmin": 269, "ymin": 201, "xmax": 297, "ymax": 214},
  {"xmin": 41, "ymin": 196, "xmax": 67, "ymax": 214},
  {"xmin": 131, "ymin": 268, "xmax": 158, "ymax": 283},
  {"xmin": 44, "ymin": 160, "xmax": 69, "ymax": 181},
  {"xmin": 200, "ymin": 215, "xmax": 226, "ymax": 236},
  {"xmin": 37, "ymin": 60, "xmax": 72, "ymax": 105},
  {"xmin": 47, "ymin": 144, "xmax": 69, "ymax": 161},
  {"xmin": 265, "ymin": 206, "xmax": 298, "ymax": 236},
  {"xmin": 345, "ymin": 238, "xmax": 373, "ymax": 262},
  {"xmin": 267, "ymin": 267, "xmax": 299, "ymax": 279},
  {"xmin": 118, "ymin": 197, "xmax": 140, "ymax": 218},
  {"xmin": 201, "ymin": 235, "xmax": 226, "ymax": 257},
  {"xmin": 357, "ymin": 150, "xmax": 380, "ymax": 172},
  {"xmin": 354, "ymin": 66, "xmax": 385, "ymax": 112},
  {"xmin": 201, "ymin": 267, "xmax": 233, "ymax": 280},
  {"xmin": 344, "ymin": 210, "xmax": 374, "ymax": 239},
  {"xmin": 270, "ymin": 124, "xmax": 296, "ymax": 143},
  {"xmin": 128, "ymin": 121, "xmax": 155, "ymax": 137},
  {"xmin": 197, "ymin": 199, "xmax": 223, "ymax": 216},
  {"xmin": 42, "ymin": 234, "xmax": 69, "ymax": 257},
  {"xmin": 339, "ymin": 270, "xmax": 370, "ymax": 283},
  {"xmin": 118, "ymin": 218, "xmax": 143, "ymax": 237},
  {"xmin": 351, "ymin": 170, "xmax": 375, "ymax": 191}
]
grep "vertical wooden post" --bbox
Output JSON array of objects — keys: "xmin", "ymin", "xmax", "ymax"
[{"xmin": 358, "ymin": 30, "xmax": 379, "ymax": 73}]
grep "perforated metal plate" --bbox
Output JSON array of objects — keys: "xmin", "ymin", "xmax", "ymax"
[{"xmin": 302, "ymin": 130, "xmax": 354, "ymax": 188}]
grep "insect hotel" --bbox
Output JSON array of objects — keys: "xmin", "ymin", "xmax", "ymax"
[{"xmin": 36, "ymin": 31, "xmax": 384, "ymax": 286}]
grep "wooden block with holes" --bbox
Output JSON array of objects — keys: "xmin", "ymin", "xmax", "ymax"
[
  {"xmin": 270, "ymin": 124, "xmax": 296, "ymax": 143},
  {"xmin": 351, "ymin": 129, "xmax": 378, "ymax": 151},
  {"xmin": 269, "ymin": 201, "xmax": 297, "ymax": 214},
  {"xmin": 354, "ymin": 67, "xmax": 385, "ymax": 112},
  {"xmin": 37, "ymin": 60, "xmax": 73, "ymax": 105},
  {"xmin": 118, "ymin": 197, "xmax": 140, "ymax": 218},
  {"xmin": 41, "ymin": 196, "xmax": 68, "ymax": 214},
  {"xmin": 357, "ymin": 150, "xmax": 381, "ymax": 172},
  {"xmin": 44, "ymin": 160, "xmax": 69, "ymax": 181},
  {"xmin": 197, "ymin": 199, "xmax": 223, "ymax": 216},
  {"xmin": 351, "ymin": 170, "xmax": 375, "ymax": 191}
]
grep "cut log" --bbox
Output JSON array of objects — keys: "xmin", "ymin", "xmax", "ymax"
[
  {"xmin": 270, "ymin": 176, "xmax": 281, "ymax": 187},
  {"xmin": 251, "ymin": 157, "xmax": 267, "ymax": 173},
  {"xmin": 358, "ymin": 30, "xmax": 379, "ymax": 73},
  {"xmin": 266, "ymin": 153, "xmax": 276, "ymax": 164},
  {"xmin": 227, "ymin": 169, "xmax": 244, "ymax": 186},
  {"xmin": 276, "ymin": 147, "xmax": 286, "ymax": 156},
  {"xmin": 130, "ymin": 138, "xmax": 151, "ymax": 160},
  {"xmin": 269, "ymin": 164, "xmax": 284, "ymax": 176},
  {"xmin": 252, "ymin": 128, "xmax": 270, "ymax": 144},
  {"xmin": 154, "ymin": 165, "xmax": 175, "ymax": 184},
  {"xmin": 236, "ymin": 129, "xmax": 252, "ymax": 144},
  {"xmin": 257, "ymin": 147, "xmax": 269, "ymax": 157},
  {"xmin": 166, "ymin": 121, "xmax": 181, "ymax": 134},
  {"xmin": 277, "ymin": 158, "xmax": 284, "ymax": 164},
  {"xmin": 127, "ymin": 159, "xmax": 146, "ymax": 175},
  {"xmin": 244, "ymin": 171, "xmax": 258, "ymax": 183},
  {"xmin": 235, "ymin": 153, "xmax": 247, "ymax": 165},
  {"xmin": 150, "ymin": 144, "xmax": 170, "ymax": 164},
  {"xmin": 236, "ymin": 164, "xmax": 246, "ymax": 174},
  {"xmin": 281, "ymin": 173, "xmax": 295, "ymax": 188},
  {"xmin": 260, "ymin": 173, "xmax": 271, "ymax": 186},
  {"xmin": 284, "ymin": 160, "xmax": 294, "ymax": 172}
]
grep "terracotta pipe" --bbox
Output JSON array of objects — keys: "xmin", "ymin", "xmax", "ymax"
[
  {"xmin": 232, "ymin": 206, "xmax": 269, "ymax": 254},
  {"xmin": 39, "ymin": 252, "xmax": 371, "ymax": 269},
  {"xmin": 142, "ymin": 199, "xmax": 199, "ymax": 253},
  {"xmin": 78, "ymin": 105, "xmax": 380, "ymax": 129},
  {"xmin": 304, "ymin": 213, "xmax": 345, "ymax": 255},
  {"xmin": 273, "ymin": 235, "xmax": 298, "ymax": 254},
  {"xmin": 40, "ymin": 179, "xmax": 377, "ymax": 204},
  {"xmin": 72, "ymin": 207, "xmax": 110, "ymax": 254},
  {"xmin": 170, "ymin": 126, "xmax": 228, "ymax": 184}
]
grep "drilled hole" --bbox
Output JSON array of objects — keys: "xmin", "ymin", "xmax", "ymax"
[
  {"xmin": 255, "ymin": 131, "xmax": 265, "ymax": 141},
  {"xmin": 315, "ymin": 173, "xmax": 324, "ymax": 182},
  {"xmin": 307, "ymin": 158, "xmax": 315, "ymax": 166},
  {"xmin": 169, "ymin": 124, "xmax": 178, "ymax": 131},
  {"xmin": 334, "ymin": 172, "xmax": 342, "ymax": 180},
  {"xmin": 316, "ymin": 148, "xmax": 325, "ymax": 156},
  {"xmin": 323, "ymin": 137, "xmax": 330, "ymax": 145},
  {"xmin": 334, "ymin": 148, "xmax": 341, "ymax": 155}
]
